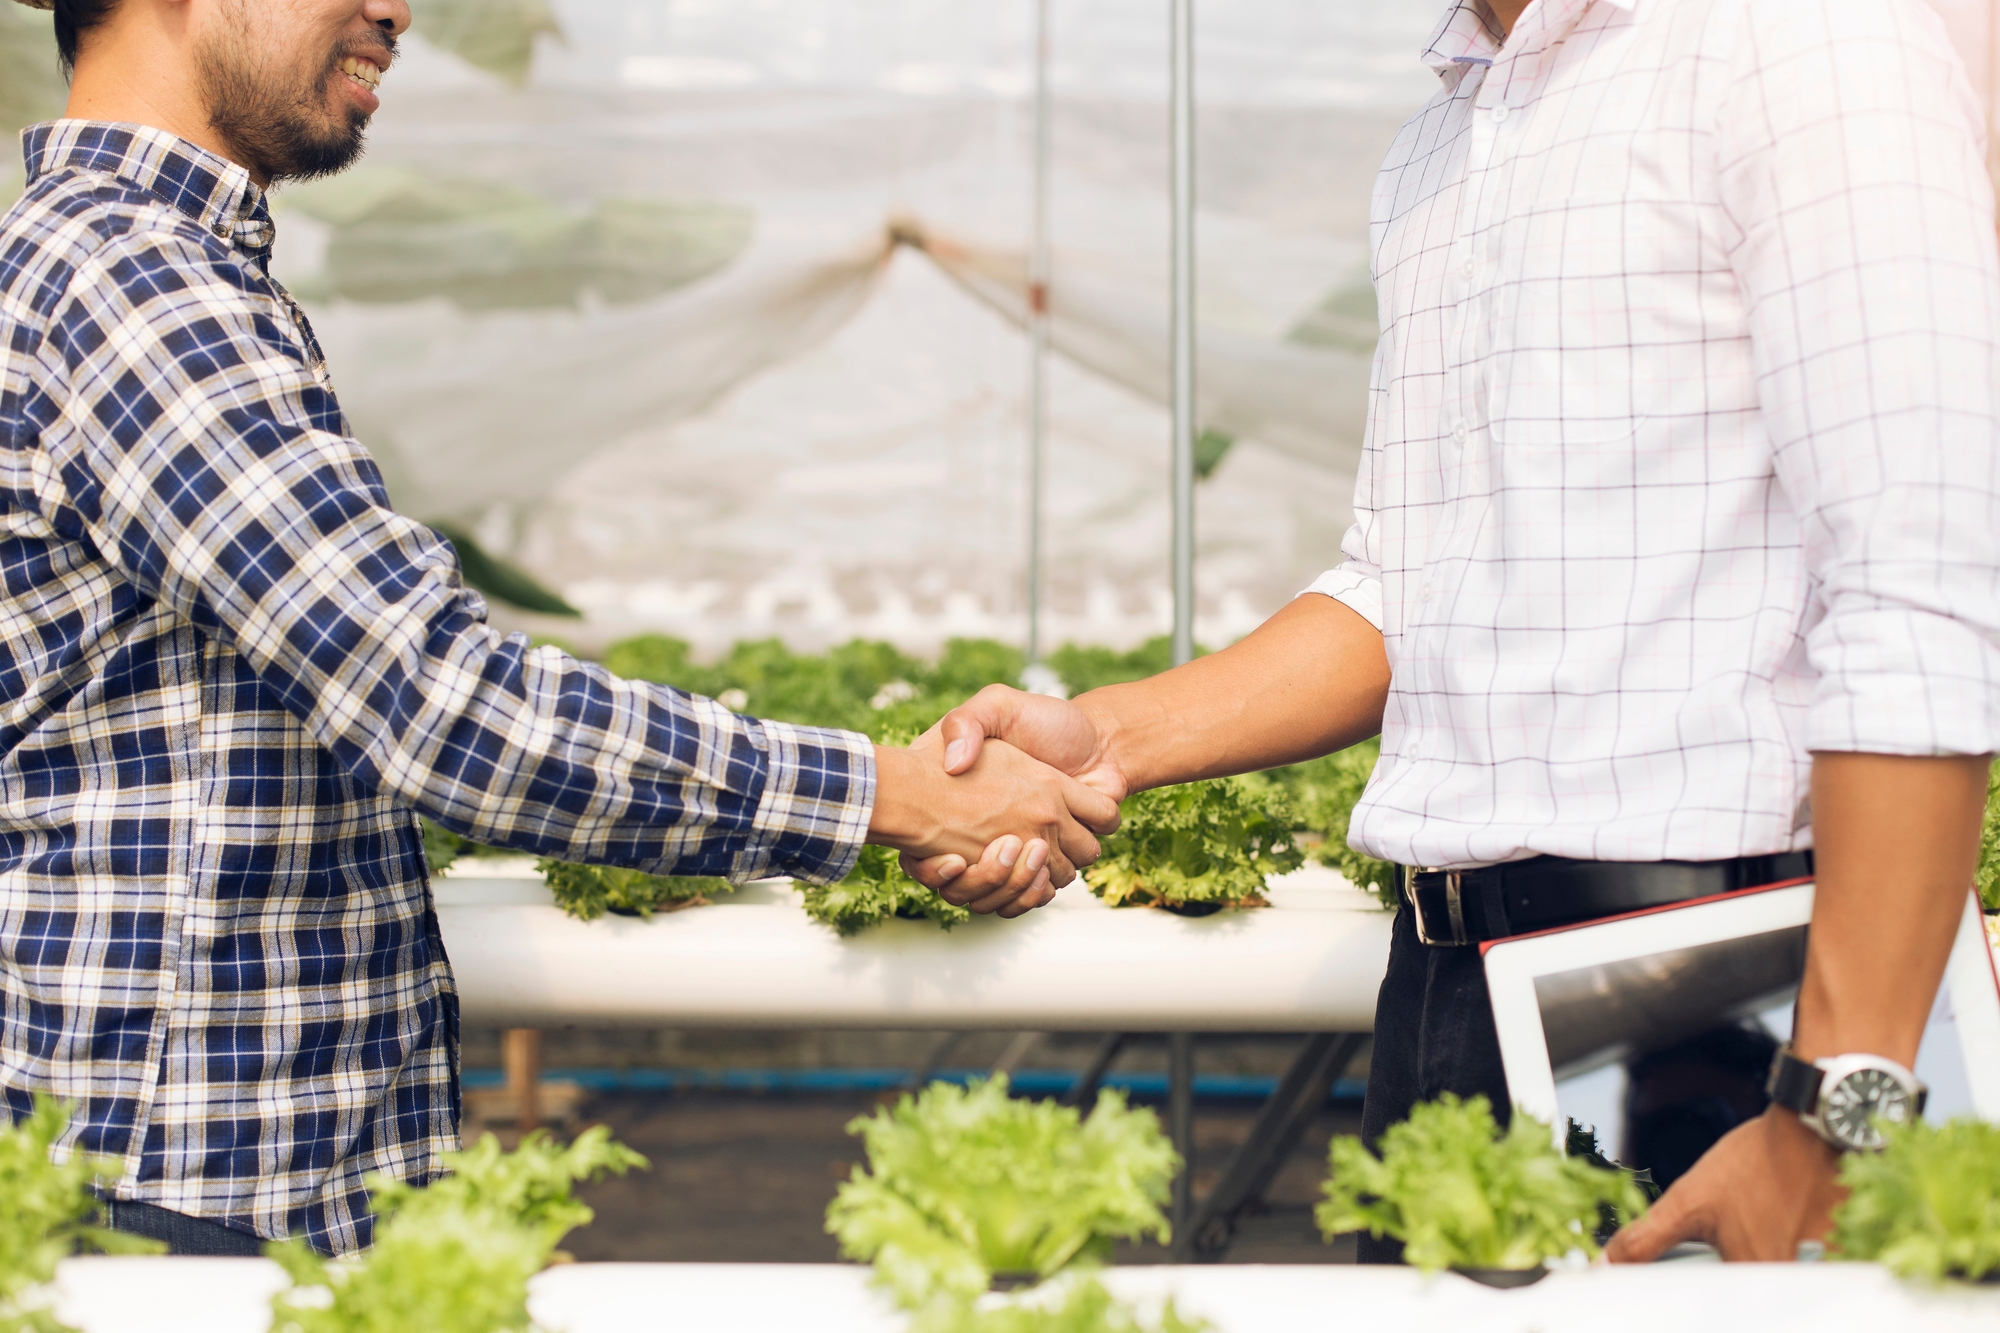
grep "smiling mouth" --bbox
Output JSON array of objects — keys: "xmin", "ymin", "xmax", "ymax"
[{"xmin": 340, "ymin": 56, "xmax": 382, "ymax": 93}]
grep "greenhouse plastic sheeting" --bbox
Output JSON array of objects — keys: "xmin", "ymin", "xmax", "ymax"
[
  {"xmin": 49, "ymin": 1257, "xmax": 2000, "ymax": 1333},
  {"xmin": 434, "ymin": 860, "xmax": 1390, "ymax": 1031},
  {"xmin": 6, "ymin": 2, "xmax": 1994, "ymax": 649},
  {"xmin": 7, "ymin": 2, "xmax": 1999, "ymax": 651},
  {"xmin": 0, "ymin": 2, "xmax": 1436, "ymax": 648}
]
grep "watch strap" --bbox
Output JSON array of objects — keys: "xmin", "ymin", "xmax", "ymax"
[{"xmin": 1766, "ymin": 1045, "xmax": 1823, "ymax": 1117}]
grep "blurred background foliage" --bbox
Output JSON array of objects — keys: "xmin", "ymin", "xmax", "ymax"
[
  {"xmin": 280, "ymin": 169, "xmax": 752, "ymax": 311},
  {"xmin": 0, "ymin": 6, "xmax": 65, "ymax": 206},
  {"xmin": 407, "ymin": 0, "xmax": 564, "ymax": 86},
  {"xmin": 0, "ymin": 0, "xmax": 721, "ymax": 613}
]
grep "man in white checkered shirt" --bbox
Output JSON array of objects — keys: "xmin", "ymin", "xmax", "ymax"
[{"xmin": 934, "ymin": 0, "xmax": 2000, "ymax": 1262}]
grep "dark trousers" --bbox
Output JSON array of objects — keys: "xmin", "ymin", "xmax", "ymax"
[
  {"xmin": 102, "ymin": 1198, "xmax": 266, "ymax": 1256},
  {"xmin": 1356, "ymin": 903, "xmax": 1512, "ymax": 1265}
]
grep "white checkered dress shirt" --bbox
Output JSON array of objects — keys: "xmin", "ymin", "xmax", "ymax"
[{"xmin": 1309, "ymin": 0, "xmax": 2000, "ymax": 869}]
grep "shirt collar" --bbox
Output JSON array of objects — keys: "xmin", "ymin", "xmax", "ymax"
[
  {"xmin": 20, "ymin": 119, "xmax": 276, "ymax": 256},
  {"xmin": 1422, "ymin": 0, "xmax": 1638, "ymax": 73}
]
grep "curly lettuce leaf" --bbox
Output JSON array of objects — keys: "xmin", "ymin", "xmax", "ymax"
[
  {"xmin": 827, "ymin": 1077, "xmax": 1177, "ymax": 1308},
  {"xmin": 0, "ymin": 1099, "xmax": 162, "ymax": 1333},
  {"xmin": 369, "ymin": 1127, "xmax": 647, "ymax": 1254},
  {"xmin": 1085, "ymin": 777, "xmax": 1302, "ymax": 913},
  {"xmin": 1831, "ymin": 1117, "xmax": 2000, "ymax": 1281},
  {"xmin": 537, "ymin": 859, "xmax": 734, "ymax": 921},
  {"xmin": 802, "ymin": 845, "xmax": 970, "ymax": 937},
  {"xmin": 419, "ymin": 817, "xmax": 519, "ymax": 878},
  {"xmin": 268, "ymin": 1207, "xmax": 546, "ymax": 1333},
  {"xmin": 1316, "ymin": 1094, "xmax": 1647, "ymax": 1271},
  {"xmin": 270, "ymin": 1129, "xmax": 646, "ymax": 1333},
  {"xmin": 1266, "ymin": 740, "xmax": 1397, "ymax": 909}
]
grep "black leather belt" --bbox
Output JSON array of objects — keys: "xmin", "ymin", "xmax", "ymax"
[{"xmin": 1400, "ymin": 851, "xmax": 1815, "ymax": 947}]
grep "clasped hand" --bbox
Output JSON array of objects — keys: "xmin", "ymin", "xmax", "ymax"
[{"xmin": 866, "ymin": 714, "xmax": 1119, "ymax": 918}]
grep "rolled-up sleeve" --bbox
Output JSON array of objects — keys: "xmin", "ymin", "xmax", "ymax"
[
  {"xmin": 1302, "ymin": 340, "xmax": 1389, "ymax": 632},
  {"xmin": 35, "ymin": 225, "xmax": 874, "ymax": 884},
  {"xmin": 1718, "ymin": 0, "xmax": 2000, "ymax": 756}
]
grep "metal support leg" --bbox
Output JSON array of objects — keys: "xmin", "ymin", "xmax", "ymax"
[
  {"xmin": 1061, "ymin": 1033, "xmax": 1128, "ymax": 1108},
  {"xmin": 1169, "ymin": 1032, "xmax": 1195, "ymax": 1237},
  {"xmin": 503, "ymin": 1028, "xmax": 543, "ymax": 1135},
  {"xmin": 1173, "ymin": 1032, "xmax": 1366, "ymax": 1262},
  {"xmin": 992, "ymin": 1031, "xmax": 1043, "ymax": 1077},
  {"xmin": 907, "ymin": 1031, "xmax": 965, "ymax": 1090}
]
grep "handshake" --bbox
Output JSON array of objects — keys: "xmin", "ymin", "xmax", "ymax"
[{"xmin": 864, "ymin": 684, "xmax": 1126, "ymax": 919}]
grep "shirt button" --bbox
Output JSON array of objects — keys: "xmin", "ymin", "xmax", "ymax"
[
  {"xmin": 1452, "ymin": 420, "xmax": 1470, "ymax": 444},
  {"xmin": 1461, "ymin": 260, "xmax": 1475, "ymax": 280},
  {"xmin": 1491, "ymin": 104, "xmax": 1510, "ymax": 123}
]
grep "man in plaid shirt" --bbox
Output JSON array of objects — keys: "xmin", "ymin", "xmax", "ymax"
[{"xmin": 0, "ymin": 0, "xmax": 1115, "ymax": 1255}]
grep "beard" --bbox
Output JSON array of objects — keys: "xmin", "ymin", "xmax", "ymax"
[{"xmin": 196, "ymin": 12, "xmax": 392, "ymax": 185}]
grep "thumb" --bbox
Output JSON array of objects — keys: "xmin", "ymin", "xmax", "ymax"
[
  {"xmin": 1060, "ymin": 772, "xmax": 1121, "ymax": 837},
  {"xmin": 1604, "ymin": 1185, "xmax": 1704, "ymax": 1264},
  {"xmin": 939, "ymin": 685, "xmax": 1025, "ymax": 775}
]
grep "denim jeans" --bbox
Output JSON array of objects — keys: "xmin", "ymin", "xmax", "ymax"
[
  {"xmin": 102, "ymin": 1198, "xmax": 266, "ymax": 1257},
  {"xmin": 1355, "ymin": 903, "xmax": 1513, "ymax": 1265}
]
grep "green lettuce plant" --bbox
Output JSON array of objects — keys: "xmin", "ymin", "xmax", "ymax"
[
  {"xmin": 1085, "ymin": 777, "xmax": 1302, "ymax": 914},
  {"xmin": 1042, "ymin": 637, "xmax": 1200, "ymax": 696},
  {"xmin": 1, "ymin": 1099, "xmax": 162, "ymax": 1333},
  {"xmin": 801, "ymin": 845, "xmax": 971, "ymax": 937},
  {"xmin": 826, "ymin": 1077, "xmax": 1177, "ymax": 1308},
  {"xmin": 269, "ymin": 1128, "xmax": 645, "ymax": 1333},
  {"xmin": 537, "ymin": 860, "xmax": 734, "ymax": 921},
  {"xmin": 797, "ymin": 722, "xmax": 967, "ymax": 937},
  {"xmin": 1978, "ymin": 761, "xmax": 1998, "ymax": 913},
  {"xmin": 1830, "ymin": 1116, "xmax": 2000, "ymax": 1281},
  {"xmin": 427, "ymin": 819, "xmax": 731, "ymax": 921},
  {"xmin": 908, "ymin": 1276, "xmax": 1209, "ymax": 1333},
  {"xmin": 1316, "ymin": 1094, "xmax": 1647, "ymax": 1272},
  {"xmin": 1564, "ymin": 1119, "xmax": 1659, "ymax": 1246},
  {"xmin": 598, "ymin": 634, "xmax": 1025, "ymax": 741},
  {"xmin": 1266, "ymin": 740, "xmax": 1397, "ymax": 909}
]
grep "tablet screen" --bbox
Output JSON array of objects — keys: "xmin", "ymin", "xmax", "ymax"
[{"xmin": 1484, "ymin": 886, "xmax": 2000, "ymax": 1180}]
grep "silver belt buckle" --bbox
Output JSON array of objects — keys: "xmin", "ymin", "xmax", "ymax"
[{"xmin": 1404, "ymin": 865, "xmax": 1468, "ymax": 947}]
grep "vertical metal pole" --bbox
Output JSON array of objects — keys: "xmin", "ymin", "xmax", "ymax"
[
  {"xmin": 1168, "ymin": 0, "xmax": 1199, "ymax": 1245},
  {"xmin": 1169, "ymin": 1031, "xmax": 1195, "ymax": 1236},
  {"xmin": 1168, "ymin": 0, "xmax": 1196, "ymax": 669},
  {"xmin": 1026, "ymin": 0, "xmax": 1054, "ymax": 666}
]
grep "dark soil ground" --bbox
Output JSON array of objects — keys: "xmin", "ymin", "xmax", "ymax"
[
  {"xmin": 551, "ymin": 1088, "xmax": 1361, "ymax": 1266},
  {"xmin": 463, "ymin": 1027, "xmax": 1368, "ymax": 1266}
]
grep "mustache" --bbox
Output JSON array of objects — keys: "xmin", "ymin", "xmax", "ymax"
[{"xmin": 330, "ymin": 27, "xmax": 399, "ymax": 74}]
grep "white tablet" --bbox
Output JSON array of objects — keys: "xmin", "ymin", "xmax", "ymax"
[{"xmin": 1483, "ymin": 882, "xmax": 2000, "ymax": 1145}]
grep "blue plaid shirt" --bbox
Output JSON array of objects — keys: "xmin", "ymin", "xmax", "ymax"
[{"xmin": 0, "ymin": 121, "xmax": 876, "ymax": 1254}]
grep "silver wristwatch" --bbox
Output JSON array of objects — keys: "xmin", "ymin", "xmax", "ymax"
[{"xmin": 1766, "ymin": 1046, "xmax": 1928, "ymax": 1152}]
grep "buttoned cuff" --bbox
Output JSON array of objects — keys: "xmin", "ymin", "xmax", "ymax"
[
  {"xmin": 730, "ymin": 720, "xmax": 877, "ymax": 885},
  {"xmin": 1299, "ymin": 565, "xmax": 1384, "ymax": 632}
]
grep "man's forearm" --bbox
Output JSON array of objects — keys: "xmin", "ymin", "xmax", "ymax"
[
  {"xmin": 1077, "ymin": 594, "xmax": 1390, "ymax": 794},
  {"xmin": 1793, "ymin": 752, "xmax": 1989, "ymax": 1064}
]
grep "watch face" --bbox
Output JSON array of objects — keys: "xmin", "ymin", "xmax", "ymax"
[{"xmin": 1822, "ymin": 1067, "xmax": 1915, "ymax": 1151}]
